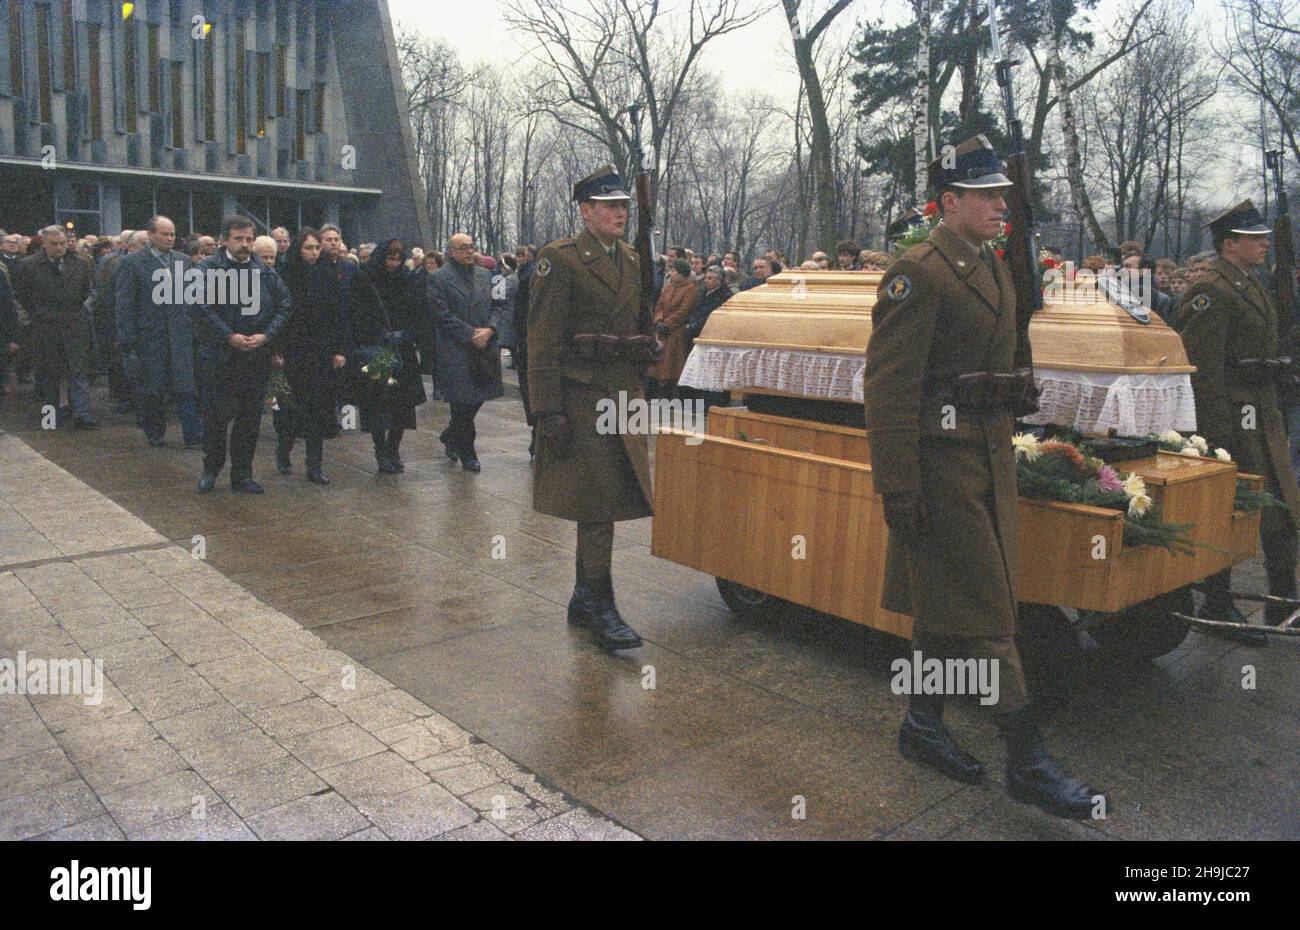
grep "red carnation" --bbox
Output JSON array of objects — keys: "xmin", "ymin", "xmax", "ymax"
[
  {"xmin": 923, "ymin": 200, "xmax": 937, "ymax": 217},
  {"xmin": 996, "ymin": 248, "xmax": 1006, "ymax": 259},
  {"xmin": 1003, "ymin": 222, "xmax": 1012, "ymax": 236}
]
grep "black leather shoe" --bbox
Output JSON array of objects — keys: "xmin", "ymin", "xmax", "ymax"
[
  {"xmin": 231, "ymin": 478, "xmax": 264, "ymax": 494},
  {"xmin": 148, "ymin": 437, "xmax": 165, "ymax": 448},
  {"xmin": 389, "ymin": 452, "xmax": 405, "ymax": 472},
  {"xmin": 439, "ymin": 428, "xmax": 458, "ymax": 461},
  {"xmin": 461, "ymin": 456, "xmax": 481, "ymax": 472},
  {"xmin": 999, "ymin": 709, "xmax": 1105, "ymax": 820},
  {"xmin": 72, "ymin": 415, "xmax": 97, "ymax": 429},
  {"xmin": 275, "ymin": 443, "xmax": 293, "ymax": 475},
  {"xmin": 196, "ymin": 473, "xmax": 216, "ymax": 493},
  {"xmin": 306, "ymin": 469, "xmax": 330, "ymax": 485},
  {"xmin": 568, "ymin": 576, "xmax": 641, "ymax": 650},
  {"xmin": 898, "ymin": 710, "xmax": 985, "ymax": 785},
  {"xmin": 1007, "ymin": 750, "xmax": 1106, "ymax": 820}
]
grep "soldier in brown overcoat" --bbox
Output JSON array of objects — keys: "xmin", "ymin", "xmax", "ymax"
[
  {"xmin": 864, "ymin": 135, "xmax": 1105, "ymax": 819},
  {"xmin": 528, "ymin": 166, "xmax": 657, "ymax": 651},
  {"xmin": 1176, "ymin": 200, "xmax": 1300, "ymax": 639}
]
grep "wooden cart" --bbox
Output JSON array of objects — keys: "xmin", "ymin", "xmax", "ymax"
[{"xmin": 652, "ymin": 271, "xmax": 1281, "ymax": 665}]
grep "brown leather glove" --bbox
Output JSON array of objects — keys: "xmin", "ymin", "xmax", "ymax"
[
  {"xmin": 536, "ymin": 413, "xmax": 573, "ymax": 460},
  {"xmin": 882, "ymin": 490, "xmax": 925, "ymax": 547}
]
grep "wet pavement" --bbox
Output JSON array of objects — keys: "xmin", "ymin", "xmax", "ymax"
[{"xmin": 1, "ymin": 371, "xmax": 1296, "ymax": 840}]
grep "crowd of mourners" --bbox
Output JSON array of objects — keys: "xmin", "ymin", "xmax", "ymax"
[{"xmin": 0, "ymin": 217, "xmax": 1257, "ymax": 492}]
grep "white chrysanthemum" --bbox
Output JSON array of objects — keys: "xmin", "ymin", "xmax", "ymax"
[
  {"xmin": 1215, "ymin": 448, "xmax": 1232, "ymax": 462},
  {"xmin": 1189, "ymin": 434, "xmax": 1210, "ymax": 453},
  {"xmin": 1012, "ymin": 433, "xmax": 1042, "ymax": 461},
  {"xmin": 361, "ymin": 364, "xmax": 370, "ymax": 373},
  {"xmin": 1123, "ymin": 472, "xmax": 1147, "ymax": 498},
  {"xmin": 1158, "ymin": 430, "xmax": 1185, "ymax": 445},
  {"xmin": 1128, "ymin": 490, "xmax": 1153, "ymax": 518}
]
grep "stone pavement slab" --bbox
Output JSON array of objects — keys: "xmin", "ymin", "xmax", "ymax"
[{"xmin": 0, "ymin": 430, "xmax": 634, "ymax": 841}]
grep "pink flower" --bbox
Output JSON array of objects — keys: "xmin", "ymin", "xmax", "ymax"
[{"xmin": 1097, "ymin": 464, "xmax": 1124, "ymax": 493}]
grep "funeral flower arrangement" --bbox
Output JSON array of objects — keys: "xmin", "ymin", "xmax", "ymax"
[
  {"xmin": 893, "ymin": 204, "xmax": 1010, "ymax": 257},
  {"xmin": 1148, "ymin": 430, "xmax": 1280, "ymax": 513},
  {"xmin": 1151, "ymin": 430, "xmax": 1229, "ymax": 461},
  {"xmin": 356, "ymin": 345, "xmax": 401, "ymax": 387},
  {"xmin": 1012, "ymin": 433, "xmax": 1199, "ymax": 554},
  {"xmin": 265, "ymin": 365, "xmax": 293, "ymax": 409}
]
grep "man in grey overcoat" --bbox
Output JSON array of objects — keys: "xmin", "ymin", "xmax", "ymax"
[
  {"xmin": 115, "ymin": 216, "xmax": 203, "ymax": 447},
  {"xmin": 428, "ymin": 233, "xmax": 503, "ymax": 472}
]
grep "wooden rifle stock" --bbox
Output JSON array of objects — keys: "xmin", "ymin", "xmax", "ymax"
[{"xmin": 1003, "ymin": 150, "xmax": 1040, "ymax": 371}]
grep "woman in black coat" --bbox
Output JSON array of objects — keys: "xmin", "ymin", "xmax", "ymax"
[
  {"xmin": 347, "ymin": 239, "xmax": 428, "ymax": 473},
  {"xmin": 272, "ymin": 228, "xmax": 349, "ymax": 484}
]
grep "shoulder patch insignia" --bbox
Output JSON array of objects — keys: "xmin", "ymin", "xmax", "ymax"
[
  {"xmin": 536, "ymin": 258, "xmax": 551, "ymax": 278},
  {"xmin": 1190, "ymin": 293, "xmax": 1210, "ymax": 313},
  {"xmin": 885, "ymin": 275, "xmax": 912, "ymax": 301}
]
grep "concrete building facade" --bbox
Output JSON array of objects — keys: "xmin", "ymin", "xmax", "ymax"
[{"xmin": 0, "ymin": 0, "xmax": 430, "ymax": 246}]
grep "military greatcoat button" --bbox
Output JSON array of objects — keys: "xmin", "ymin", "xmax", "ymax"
[{"xmin": 957, "ymin": 260, "xmax": 966, "ymax": 267}]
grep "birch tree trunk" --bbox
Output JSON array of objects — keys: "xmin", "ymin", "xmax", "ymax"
[
  {"xmin": 912, "ymin": 0, "xmax": 931, "ymax": 207},
  {"xmin": 1048, "ymin": 24, "xmax": 1110, "ymax": 251}
]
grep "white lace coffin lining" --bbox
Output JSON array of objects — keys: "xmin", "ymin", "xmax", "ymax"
[{"xmin": 679, "ymin": 345, "xmax": 1197, "ymax": 436}]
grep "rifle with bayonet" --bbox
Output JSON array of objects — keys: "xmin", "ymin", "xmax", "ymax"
[
  {"xmin": 1266, "ymin": 150, "xmax": 1298, "ymax": 410},
  {"xmin": 988, "ymin": 0, "xmax": 1041, "ymax": 416},
  {"xmin": 627, "ymin": 103, "xmax": 662, "ymax": 355}
]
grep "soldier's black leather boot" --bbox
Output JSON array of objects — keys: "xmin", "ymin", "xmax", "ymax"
[
  {"xmin": 997, "ymin": 707, "xmax": 1106, "ymax": 820},
  {"xmin": 898, "ymin": 694, "xmax": 984, "ymax": 784},
  {"xmin": 567, "ymin": 574, "xmax": 642, "ymax": 650}
]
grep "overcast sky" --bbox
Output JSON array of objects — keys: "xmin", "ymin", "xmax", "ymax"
[
  {"xmin": 388, "ymin": 0, "xmax": 1261, "ymax": 200},
  {"xmin": 388, "ymin": 0, "xmax": 1145, "ymax": 98}
]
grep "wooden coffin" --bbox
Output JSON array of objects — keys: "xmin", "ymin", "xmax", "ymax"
[
  {"xmin": 694, "ymin": 270, "xmax": 1193, "ymax": 375},
  {"xmin": 650, "ymin": 407, "xmax": 1260, "ymax": 635}
]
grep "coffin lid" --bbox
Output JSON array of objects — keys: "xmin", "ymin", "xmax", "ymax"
[{"xmin": 696, "ymin": 271, "xmax": 1193, "ymax": 374}]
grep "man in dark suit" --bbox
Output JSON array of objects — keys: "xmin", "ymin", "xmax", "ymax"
[
  {"xmin": 13, "ymin": 226, "xmax": 96, "ymax": 427},
  {"xmin": 194, "ymin": 215, "xmax": 292, "ymax": 493},
  {"xmin": 428, "ymin": 233, "xmax": 502, "ymax": 472},
  {"xmin": 115, "ymin": 216, "xmax": 203, "ymax": 448}
]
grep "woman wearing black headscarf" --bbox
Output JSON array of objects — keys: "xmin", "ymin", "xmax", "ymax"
[
  {"xmin": 347, "ymin": 238, "xmax": 428, "ymax": 473},
  {"xmin": 272, "ymin": 228, "xmax": 349, "ymax": 484}
]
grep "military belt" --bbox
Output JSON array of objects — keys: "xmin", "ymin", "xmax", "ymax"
[
  {"xmin": 570, "ymin": 333, "xmax": 660, "ymax": 363},
  {"xmin": 1230, "ymin": 357, "xmax": 1293, "ymax": 385},
  {"xmin": 929, "ymin": 369, "xmax": 1040, "ymax": 416}
]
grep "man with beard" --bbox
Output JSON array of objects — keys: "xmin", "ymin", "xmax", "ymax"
[{"xmin": 194, "ymin": 216, "xmax": 292, "ymax": 493}]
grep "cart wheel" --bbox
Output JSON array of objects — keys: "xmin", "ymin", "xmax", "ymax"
[
  {"xmin": 1016, "ymin": 604, "xmax": 1083, "ymax": 715},
  {"xmin": 1092, "ymin": 587, "xmax": 1193, "ymax": 661},
  {"xmin": 715, "ymin": 578, "xmax": 773, "ymax": 617}
]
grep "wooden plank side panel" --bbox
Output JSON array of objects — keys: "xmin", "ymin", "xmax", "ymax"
[
  {"xmin": 1017, "ymin": 498, "xmax": 1122, "ymax": 607},
  {"xmin": 650, "ymin": 432, "xmax": 911, "ymax": 637}
]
